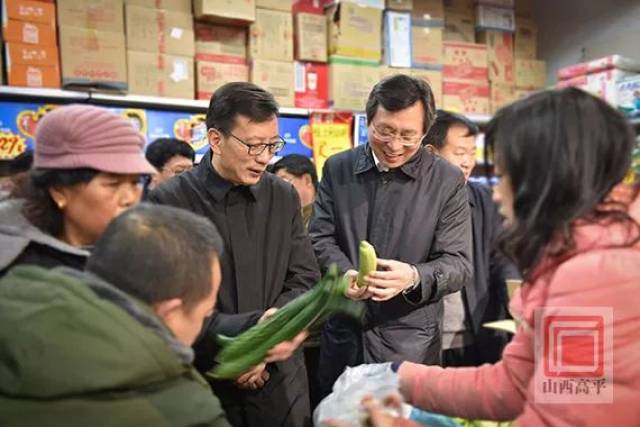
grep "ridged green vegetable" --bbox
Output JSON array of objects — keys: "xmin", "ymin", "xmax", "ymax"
[
  {"xmin": 357, "ymin": 240, "xmax": 377, "ymax": 287},
  {"xmin": 208, "ymin": 265, "xmax": 350, "ymax": 380}
]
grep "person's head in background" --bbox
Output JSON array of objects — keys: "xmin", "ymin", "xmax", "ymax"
[
  {"xmin": 17, "ymin": 104, "xmax": 156, "ymax": 247},
  {"xmin": 486, "ymin": 87, "xmax": 639, "ymax": 277},
  {"xmin": 86, "ymin": 203, "xmax": 223, "ymax": 346},
  {"xmin": 206, "ymin": 82, "xmax": 285, "ymax": 186},
  {"xmin": 424, "ymin": 110, "xmax": 479, "ymax": 182},
  {"xmin": 145, "ymin": 138, "xmax": 195, "ymax": 190},
  {"xmin": 0, "ymin": 150, "xmax": 33, "ymax": 198},
  {"xmin": 366, "ymin": 74, "xmax": 436, "ymax": 169},
  {"xmin": 271, "ymin": 154, "xmax": 318, "ymax": 208}
]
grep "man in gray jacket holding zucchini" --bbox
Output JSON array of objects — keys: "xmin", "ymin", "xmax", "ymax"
[{"xmin": 309, "ymin": 75, "xmax": 473, "ymax": 398}]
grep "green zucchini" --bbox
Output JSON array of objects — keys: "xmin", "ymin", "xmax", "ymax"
[{"xmin": 357, "ymin": 240, "xmax": 378, "ymax": 287}]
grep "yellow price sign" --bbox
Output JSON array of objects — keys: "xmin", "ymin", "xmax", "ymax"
[{"xmin": 311, "ymin": 123, "xmax": 352, "ymax": 178}]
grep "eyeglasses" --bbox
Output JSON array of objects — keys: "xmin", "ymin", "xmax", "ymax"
[
  {"xmin": 371, "ymin": 122, "xmax": 425, "ymax": 147},
  {"xmin": 228, "ymin": 132, "xmax": 286, "ymax": 156}
]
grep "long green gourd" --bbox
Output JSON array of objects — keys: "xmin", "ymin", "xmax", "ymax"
[{"xmin": 357, "ymin": 240, "xmax": 378, "ymax": 287}]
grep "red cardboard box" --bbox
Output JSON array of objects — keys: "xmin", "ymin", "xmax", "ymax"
[{"xmin": 294, "ymin": 61, "xmax": 328, "ymax": 108}]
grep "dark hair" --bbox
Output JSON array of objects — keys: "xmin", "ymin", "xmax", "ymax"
[
  {"xmin": 145, "ymin": 138, "xmax": 195, "ymax": 169},
  {"xmin": 86, "ymin": 203, "xmax": 224, "ymax": 311},
  {"xmin": 365, "ymin": 74, "xmax": 436, "ymax": 136},
  {"xmin": 16, "ymin": 168, "xmax": 99, "ymax": 237},
  {"xmin": 271, "ymin": 154, "xmax": 318, "ymax": 189},
  {"xmin": 424, "ymin": 110, "xmax": 479, "ymax": 149},
  {"xmin": 206, "ymin": 82, "xmax": 279, "ymax": 135},
  {"xmin": 0, "ymin": 150, "xmax": 33, "ymax": 177},
  {"xmin": 485, "ymin": 87, "xmax": 639, "ymax": 277}
]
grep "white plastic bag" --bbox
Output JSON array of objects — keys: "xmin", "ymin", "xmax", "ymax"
[{"xmin": 313, "ymin": 363, "xmax": 407, "ymax": 426}]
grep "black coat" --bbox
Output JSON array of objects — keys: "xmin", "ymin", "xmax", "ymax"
[
  {"xmin": 149, "ymin": 151, "xmax": 320, "ymax": 427},
  {"xmin": 309, "ymin": 144, "xmax": 473, "ymax": 366},
  {"xmin": 464, "ymin": 182, "xmax": 521, "ymax": 363}
]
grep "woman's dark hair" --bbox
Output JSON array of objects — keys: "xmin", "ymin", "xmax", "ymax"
[
  {"xmin": 485, "ymin": 87, "xmax": 639, "ymax": 278},
  {"xmin": 15, "ymin": 168, "xmax": 99, "ymax": 237}
]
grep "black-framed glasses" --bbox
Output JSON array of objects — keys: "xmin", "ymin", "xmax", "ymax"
[{"xmin": 228, "ymin": 132, "xmax": 286, "ymax": 156}]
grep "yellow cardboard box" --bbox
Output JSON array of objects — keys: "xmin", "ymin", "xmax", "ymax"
[
  {"xmin": 327, "ymin": 3, "xmax": 382, "ymax": 62},
  {"xmin": 329, "ymin": 56, "xmax": 380, "ymax": 110},
  {"xmin": 515, "ymin": 58, "xmax": 546, "ymax": 88},
  {"xmin": 125, "ymin": 5, "xmax": 195, "ymax": 56},
  {"xmin": 127, "ymin": 50, "xmax": 194, "ymax": 98},
  {"xmin": 250, "ymin": 59, "xmax": 295, "ymax": 106},
  {"xmin": 295, "ymin": 12, "xmax": 327, "ymax": 62},
  {"xmin": 249, "ymin": 8, "xmax": 293, "ymax": 62}
]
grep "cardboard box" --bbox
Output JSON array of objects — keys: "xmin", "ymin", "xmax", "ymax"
[
  {"xmin": 443, "ymin": 79, "xmax": 490, "ymax": 114},
  {"xmin": 256, "ymin": 0, "xmax": 293, "ymax": 11},
  {"xmin": 2, "ymin": 0, "xmax": 56, "ymax": 26},
  {"xmin": 249, "ymin": 8, "xmax": 293, "ymax": 62},
  {"xmin": 514, "ymin": 18, "xmax": 536, "ymax": 59},
  {"xmin": 4, "ymin": 41, "xmax": 58, "ymax": 65},
  {"xmin": 476, "ymin": 30, "xmax": 513, "ymax": 83},
  {"xmin": 57, "ymin": 0, "xmax": 124, "ymax": 32},
  {"xmin": 557, "ymin": 55, "xmax": 640, "ymax": 81},
  {"xmin": 490, "ymin": 82, "xmax": 515, "ymax": 113},
  {"xmin": 6, "ymin": 63, "xmax": 60, "ymax": 87},
  {"xmin": 294, "ymin": 12, "xmax": 327, "ymax": 62},
  {"xmin": 616, "ymin": 75, "xmax": 640, "ymax": 118},
  {"xmin": 195, "ymin": 23, "xmax": 247, "ymax": 64},
  {"xmin": 58, "ymin": 26, "xmax": 127, "ymax": 90},
  {"xmin": 384, "ymin": 11, "xmax": 412, "ymax": 68},
  {"xmin": 327, "ymin": 3, "xmax": 382, "ymax": 62},
  {"xmin": 196, "ymin": 60, "xmax": 249, "ymax": 100},
  {"xmin": 127, "ymin": 50, "xmax": 194, "ymax": 98},
  {"xmin": 411, "ymin": 67, "xmax": 443, "ymax": 106},
  {"xmin": 250, "ymin": 59, "xmax": 295, "ymax": 106},
  {"xmin": 443, "ymin": 8, "xmax": 474, "ymax": 42},
  {"xmin": 475, "ymin": 5, "xmax": 515, "ymax": 32},
  {"xmin": 443, "ymin": 42, "xmax": 488, "ymax": 82},
  {"xmin": 193, "ymin": 0, "xmax": 256, "ymax": 25},
  {"xmin": 294, "ymin": 61, "xmax": 329, "ymax": 108},
  {"xmin": 514, "ymin": 58, "xmax": 545, "ymax": 88},
  {"xmin": 412, "ymin": 22, "xmax": 443, "ymax": 66},
  {"xmin": 2, "ymin": 20, "xmax": 56, "ymax": 46},
  {"xmin": 442, "ymin": 0, "xmax": 473, "ymax": 12},
  {"xmin": 328, "ymin": 56, "xmax": 380, "ymax": 110},
  {"xmin": 514, "ymin": 87, "xmax": 533, "ymax": 100},
  {"xmin": 124, "ymin": 0, "xmax": 192, "ymax": 12},
  {"xmin": 387, "ymin": 0, "xmax": 413, "ymax": 11},
  {"xmin": 342, "ymin": 0, "xmax": 384, "ymax": 8},
  {"xmin": 125, "ymin": 5, "xmax": 195, "ymax": 56},
  {"xmin": 556, "ymin": 69, "xmax": 638, "ymax": 106},
  {"xmin": 477, "ymin": 0, "xmax": 513, "ymax": 7},
  {"xmin": 412, "ymin": 0, "xmax": 444, "ymax": 22}
]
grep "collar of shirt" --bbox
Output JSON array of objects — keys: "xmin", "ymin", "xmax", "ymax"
[
  {"xmin": 353, "ymin": 144, "xmax": 429, "ymax": 180},
  {"xmin": 371, "ymin": 149, "xmax": 390, "ymax": 172},
  {"xmin": 195, "ymin": 150, "xmax": 261, "ymax": 202}
]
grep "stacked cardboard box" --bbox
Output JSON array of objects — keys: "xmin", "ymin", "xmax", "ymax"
[
  {"xmin": 3, "ymin": 0, "xmax": 59, "ymax": 88},
  {"xmin": 443, "ymin": 42, "xmax": 490, "ymax": 114},
  {"xmin": 249, "ymin": 6, "xmax": 295, "ymax": 106},
  {"xmin": 195, "ymin": 23, "xmax": 249, "ymax": 100},
  {"xmin": 57, "ymin": 0, "xmax": 127, "ymax": 90},
  {"xmin": 410, "ymin": 1, "xmax": 444, "ymax": 107},
  {"xmin": 125, "ymin": 0, "xmax": 195, "ymax": 98},
  {"xmin": 513, "ymin": 0, "xmax": 544, "ymax": 101},
  {"xmin": 443, "ymin": 0, "xmax": 474, "ymax": 43},
  {"xmin": 555, "ymin": 55, "xmax": 640, "ymax": 107},
  {"xmin": 476, "ymin": 30, "xmax": 515, "ymax": 113},
  {"xmin": 193, "ymin": 0, "xmax": 256, "ymax": 25},
  {"xmin": 293, "ymin": 1, "xmax": 328, "ymax": 108},
  {"xmin": 329, "ymin": 56, "xmax": 380, "ymax": 110}
]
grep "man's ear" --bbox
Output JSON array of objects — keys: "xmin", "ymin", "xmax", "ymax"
[
  {"xmin": 301, "ymin": 173, "xmax": 313, "ymax": 188},
  {"xmin": 153, "ymin": 298, "xmax": 184, "ymax": 324},
  {"xmin": 208, "ymin": 128, "xmax": 222, "ymax": 155},
  {"xmin": 425, "ymin": 144, "xmax": 438, "ymax": 155}
]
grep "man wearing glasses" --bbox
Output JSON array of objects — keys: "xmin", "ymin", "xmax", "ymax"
[
  {"xmin": 309, "ymin": 75, "xmax": 473, "ymax": 398},
  {"xmin": 149, "ymin": 82, "xmax": 320, "ymax": 427}
]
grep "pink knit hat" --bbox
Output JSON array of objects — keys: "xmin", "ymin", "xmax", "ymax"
[{"xmin": 34, "ymin": 104, "xmax": 156, "ymax": 175}]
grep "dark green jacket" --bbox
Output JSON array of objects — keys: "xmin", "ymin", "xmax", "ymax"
[{"xmin": 0, "ymin": 266, "xmax": 230, "ymax": 427}]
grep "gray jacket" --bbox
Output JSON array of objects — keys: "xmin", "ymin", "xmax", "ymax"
[
  {"xmin": 0, "ymin": 199, "xmax": 89, "ymax": 275},
  {"xmin": 309, "ymin": 144, "xmax": 473, "ymax": 364}
]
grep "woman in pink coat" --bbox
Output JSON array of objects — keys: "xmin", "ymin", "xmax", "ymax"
[{"xmin": 332, "ymin": 88, "xmax": 640, "ymax": 427}]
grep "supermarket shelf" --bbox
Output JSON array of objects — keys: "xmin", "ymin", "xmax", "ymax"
[
  {"xmin": 89, "ymin": 92, "xmax": 210, "ymax": 112},
  {"xmin": 0, "ymin": 86, "xmax": 89, "ymax": 101}
]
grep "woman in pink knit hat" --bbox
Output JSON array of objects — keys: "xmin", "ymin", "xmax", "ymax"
[
  {"xmin": 0, "ymin": 104, "xmax": 156, "ymax": 276},
  {"xmin": 324, "ymin": 88, "xmax": 640, "ymax": 427}
]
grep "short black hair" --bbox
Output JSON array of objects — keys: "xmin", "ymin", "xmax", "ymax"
[
  {"xmin": 424, "ymin": 110, "xmax": 480, "ymax": 150},
  {"xmin": 145, "ymin": 138, "xmax": 195, "ymax": 169},
  {"xmin": 206, "ymin": 82, "xmax": 279, "ymax": 135},
  {"xmin": 271, "ymin": 154, "xmax": 318, "ymax": 189},
  {"xmin": 86, "ymin": 203, "xmax": 224, "ymax": 311},
  {"xmin": 365, "ymin": 74, "xmax": 436, "ymax": 135}
]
